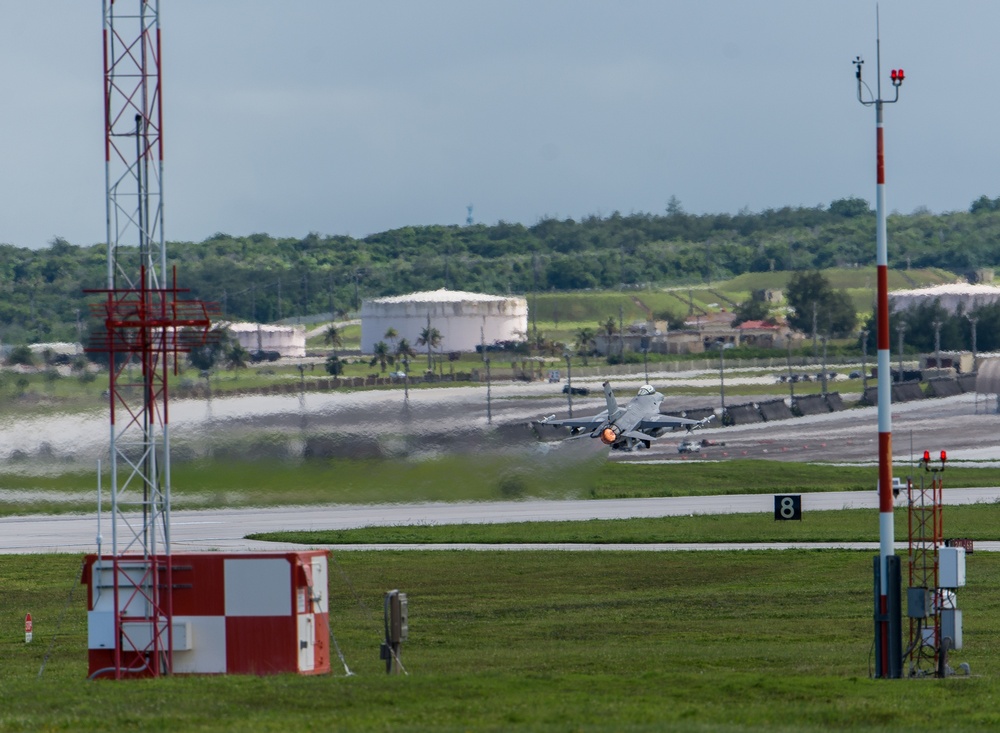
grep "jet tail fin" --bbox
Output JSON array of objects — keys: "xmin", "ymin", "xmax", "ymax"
[{"xmin": 603, "ymin": 381, "xmax": 622, "ymax": 421}]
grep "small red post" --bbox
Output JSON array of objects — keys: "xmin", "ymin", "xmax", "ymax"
[{"xmin": 25, "ymin": 613, "xmax": 33, "ymax": 643}]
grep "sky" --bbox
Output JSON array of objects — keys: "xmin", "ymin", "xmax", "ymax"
[{"xmin": 1, "ymin": 1, "xmax": 999, "ymax": 250}]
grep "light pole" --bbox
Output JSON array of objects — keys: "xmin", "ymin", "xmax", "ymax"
[
  {"xmin": 896, "ymin": 322, "xmax": 906, "ymax": 383},
  {"xmin": 854, "ymin": 23, "xmax": 905, "ymax": 678},
  {"xmin": 861, "ymin": 329, "xmax": 870, "ymax": 393},
  {"xmin": 402, "ymin": 357, "xmax": 409, "ymax": 403},
  {"xmin": 933, "ymin": 319, "xmax": 943, "ymax": 376},
  {"xmin": 564, "ymin": 352, "xmax": 573, "ymax": 418},
  {"xmin": 786, "ymin": 337, "xmax": 795, "ymax": 402},
  {"xmin": 714, "ymin": 342, "xmax": 726, "ymax": 411},
  {"xmin": 820, "ymin": 335, "xmax": 828, "ymax": 397},
  {"xmin": 485, "ymin": 357, "xmax": 492, "ymax": 424},
  {"xmin": 968, "ymin": 315, "xmax": 978, "ymax": 364}
]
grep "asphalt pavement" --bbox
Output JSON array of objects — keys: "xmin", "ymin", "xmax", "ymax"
[{"xmin": 4, "ymin": 487, "xmax": 1000, "ymax": 554}]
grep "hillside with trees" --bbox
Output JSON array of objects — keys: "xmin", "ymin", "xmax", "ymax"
[{"xmin": 3, "ymin": 195, "xmax": 1000, "ymax": 345}]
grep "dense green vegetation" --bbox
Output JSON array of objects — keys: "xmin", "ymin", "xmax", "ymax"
[
  {"xmin": 5, "ymin": 196, "xmax": 1000, "ymax": 345},
  {"xmin": 2, "ymin": 549, "xmax": 996, "ymax": 731}
]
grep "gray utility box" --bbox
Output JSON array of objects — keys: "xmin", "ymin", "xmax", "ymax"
[
  {"xmin": 939, "ymin": 547, "xmax": 967, "ymax": 589},
  {"xmin": 941, "ymin": 608, "xmax": 963, "ymax": 650},
  {"xmin": 907, "ymin": 587, "xmax": 932, "ymax": 619}
]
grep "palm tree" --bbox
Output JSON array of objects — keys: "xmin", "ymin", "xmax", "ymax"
[
  {"xmin": 383, "ymin": 327, "xmax": 398, "ymax": 352},
  {"xmin": 395, "ymin": 338, "xmax": 416, "ymax": 360},
  {"xmin": 323, "ymin": 324, "xmax": 343, "ymax": 355},
  {"xmin": 601, "ymin": 316, "xmax": 617, "ymax": 340},
  {"xmin": 225, "ymin": 342, "xmax": 249, "ymax": 375},
  {"xmin": 369, "ymin": 341, "xmax": 394, "ymax": 373},
  {"xmin": 417, "ymin": 325, "xmax": 442, "ymax": 372},
  {"xmin": 575, "ymin": 327, "xmax": 596, "ymax": 366},
  {"xmin": 600, "ymin": 316, "xmax": 618, "ymax": 359}
]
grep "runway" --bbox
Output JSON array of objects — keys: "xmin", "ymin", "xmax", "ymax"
[
  {"xmin": 3, "ymin": 384, "xmax": 998, "ymax": 555},
  {"xmin": 4, "ymin": 487, "xmax": 999, "ymax": 554}
]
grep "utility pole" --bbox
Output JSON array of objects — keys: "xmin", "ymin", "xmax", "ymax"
[
  {"xmin": 896, "ymin": 322, "xmax": 906, "ymax": 383},
  {"xmin": 715, "ymin": 342, "xmax": 726, "ymax": 410},
  {"xmin": 933, "ymin": 319, "xmax": 943, "ymax": 376},
  {"xmin": 820, "ymin": 335, "xmax": 829, "ymax": 396},
  {"xmin": 854, "ymin": 16, "xmax": 906, "ymax": 678},
  {"xmin": 812, "ymin": 302, "xmax": 818, "ymax": 357},
  {"xmin": 861, "ymin": 329, "xmax": 870, "ymax": 393},
  {"xmin": 968, "ymin": 315, "xmax": 978, "ymax": 364},
  {"xmin": 564, "ymin": 352, "xmax": 573, "ymax": 418},
  {"xmin": 786, "ymin": 338, "xmax": 795, "ymax": 402}
]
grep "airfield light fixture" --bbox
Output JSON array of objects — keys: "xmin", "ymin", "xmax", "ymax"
[
  {"xmin": 921, "ymin": 449, "xmax": 947, "ymax": 474},
  {"xmin": 853, "ymin": 8, "xmax": 907, "ymax": 680}
]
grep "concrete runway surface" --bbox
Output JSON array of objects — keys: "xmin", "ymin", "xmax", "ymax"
[{"xmin": 4, "ymin": 487, "xmax": 1000, "ymax": 555}]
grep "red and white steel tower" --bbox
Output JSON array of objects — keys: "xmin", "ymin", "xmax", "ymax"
[
  {"xmin": 854, "ymin": 24, "xmax": 905, "ymax": 678},
  {"xmin": 87, "ymin": 0, "xmax": 214, "ymax": 678}
]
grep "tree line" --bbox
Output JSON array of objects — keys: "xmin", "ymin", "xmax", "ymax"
[{"xmin": 4, "ymin": 196, "xmax": 1000, "ymax": 347}]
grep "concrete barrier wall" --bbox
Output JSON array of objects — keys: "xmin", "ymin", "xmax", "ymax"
[
  {"xmin": 893, "ymin": 381, "xmax": 926, "ymax": 402},
  {"xmin": 795, "ymin": 394, "xmax": 831, "ymax": 415},
  {"xmin": 726, "ymin": 403, "xmax": 764, "ymax": 425},
  {"xmin": 927, "ymin": 378, "xmax": 962, "ymax": 398},
  {"xmin": 759, "ymin": 399, "xmax": 794, "ymax": 421},
  {"xmin": 825, "ymin": 392, "xmax": 845, "ymax": 411}
]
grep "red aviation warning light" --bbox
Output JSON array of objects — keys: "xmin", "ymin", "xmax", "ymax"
[
  {"xmin": 921, "ymin": 449, "xmax": 947, "ymax": 473},
  {"xmin": 891, "ymin": 68, "xmax": 905, "ymax": 87}
]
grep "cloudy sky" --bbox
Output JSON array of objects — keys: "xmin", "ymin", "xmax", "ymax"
[{"xmin": 1, "ymin": 2, "xmax": 997, "ymax": 249}]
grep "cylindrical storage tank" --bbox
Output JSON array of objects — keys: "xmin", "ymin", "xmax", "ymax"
[
  {"xmin": 360, "ymin": 289, "xmax": 528, "ymax": 354},
  {"xmin": 890, "ymin": 284, "xmax": 1000, "ymax": 315},
  {"xmin": 224, "ymin": 323, "xmax": 306, "ymax": 358}
]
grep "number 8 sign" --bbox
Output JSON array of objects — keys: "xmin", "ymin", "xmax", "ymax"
[{"xmin": 774, "ymin": 495, "xmax": 802, "ymax": 521}]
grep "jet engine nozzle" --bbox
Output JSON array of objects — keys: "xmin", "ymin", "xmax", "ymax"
[{"xmin": 600, "ymin": 426, "xmax": 620, "ymax": 445}]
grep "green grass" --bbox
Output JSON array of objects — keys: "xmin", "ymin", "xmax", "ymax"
[
  {"xmin": 3, "ymin": 459, "xmax": 1000, "ymax": 517},
  {"xmin": 251, "ymin": 503, "xmax": 1000, "ymax": 545},
  {"xmin": 1, "ymin": 550, "xmax": 997, "ymax": 731},
  {"xmin": 719, "ymin": 267, "xmax": 952, "ymax": 295}
]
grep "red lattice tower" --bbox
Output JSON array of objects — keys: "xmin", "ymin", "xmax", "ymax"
[
  {"xmin": 86, "ymin": 0, "xmax": 215, "ymax": 678},
  {"xmin": 906, "ymin": 455, "xmax": 944, "ymax": 676}
]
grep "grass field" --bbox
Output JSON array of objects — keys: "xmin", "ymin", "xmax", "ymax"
[
  {"xmin": 250, "ymin": 502, "xmax": 1000, "ymax": 546},
  {"xmin": 5, "ymin": 459, "xmax": 1000, "ymax": 516},
  {"xmin": 1, "ymin": 548, "xmax": 996, "ymax": 732}
]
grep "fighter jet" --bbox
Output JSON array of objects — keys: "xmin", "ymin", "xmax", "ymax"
[{"xmin": 536, "ymin": 381, "xmax": 713, "ymax": 451}]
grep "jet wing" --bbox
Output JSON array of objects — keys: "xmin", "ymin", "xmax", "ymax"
[
  {"xmin": 538, "ymin": 412, "xmax": 608, "ymax": 430},
  {"xmin": 636, "ymin": 414, "xmax": 711, "ymax": 431}
]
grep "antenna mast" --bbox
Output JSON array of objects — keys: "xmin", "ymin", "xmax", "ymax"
[
  {"xmin": 853, "ymin": 7, "xmax": 906, "ymax": 680},
  {"xmin": 89, "ymin": 0, "xmax": 214, "ymax": 679}
]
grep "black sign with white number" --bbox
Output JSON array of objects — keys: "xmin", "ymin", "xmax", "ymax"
[{"xmin": 774, "ymin": 494, "xmax": 802, "ymax": 521}]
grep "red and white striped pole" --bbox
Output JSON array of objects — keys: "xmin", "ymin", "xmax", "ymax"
[
  {"xmin": 874, "ymin": 97, "xmax": 894, "ymax": 671},
  {"xmin": 855, "ymin": 45, "xmax": 904, "ymax": 678}
]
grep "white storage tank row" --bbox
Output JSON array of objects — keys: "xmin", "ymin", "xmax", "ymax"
[
  {"xmin": 360, "ymin": 289, "xmax": 528, "ymax": 355},
  {"xmin": 224, "ymin": 322, "xmax": 306, "ymax": 358},
  {"xmin": 890, "ymin": 283, "xmax": 1000, "ymax": 315}
]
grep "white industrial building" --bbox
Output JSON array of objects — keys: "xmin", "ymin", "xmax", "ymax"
[
  {"xmin": 891, "ymin": 283, "xmax": 1000, "ymax": 314},
  {"xmin": 223, "ymin": 322, "xmax": 306, "ymax": 358},
  {"xmin": 360, "ymin": 289, "xmax": 528, "ymax": 354}
]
